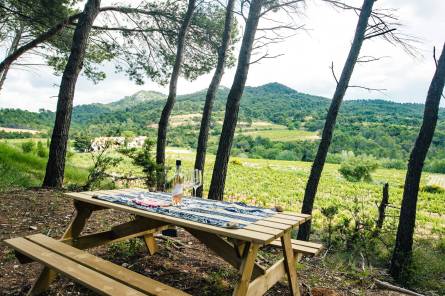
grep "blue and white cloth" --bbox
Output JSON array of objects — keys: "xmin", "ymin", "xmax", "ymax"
[{"xmin": 93, "ymin": 191, "xmax": 276, "ymax": 229}]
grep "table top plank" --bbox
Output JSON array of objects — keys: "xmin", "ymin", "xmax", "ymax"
[
  {"xmin": 114, "ymin": 189, "xmax": 308, "ymax": 224},
  {"xmin": 281, "ymin": 212, "xmax": 311, "ymax": 220},
  {"xmin": 263, "ymin": 216, "xmax": 298, "ymax": 225},
  {"xmin": 272, "ymin": 213, "xmax": 307, "ymax": 223},
  {"xmin": 66, "ymin": 192, "xmax": 279, "ymax": 244},
  {"xmin": 82, "ymin": 190, "xmax": 286, "ymax": 230},
  {"xmin": 249, "ymin": 220, "xmax": 290, "ymax": 230},
  {"xmin": 244, "ymin": 224, "xmax": 284, "ymax": 237}
]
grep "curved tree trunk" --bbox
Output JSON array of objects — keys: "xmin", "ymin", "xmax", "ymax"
[
  {"xmin": 194, "ymin": 0, "xmax": 235, "ymax": 197},
  {"xmin": 390, "ymin": 43, "xmax": 445, "ymax": 281},
  {"xmin": 156, "ymin": 0, "xmax": 196, "ymax": 168},
  {"xmin": 42, "ymin": 0, "xmax": 101, "ymax": 188},
  {"xmin": 0, "ymin": 24, "xmax": 23, "ymax": 93},
  {"xmin": 297, "ymin": 0, "xmax": 375, "ymax": 240},
  {"xmin": 0, "ymin": 13, "xmax": 81, "ymax": 75},
  {"xmin": 208, "ymin": 0, "xmax": 264, "ymax": 201}
]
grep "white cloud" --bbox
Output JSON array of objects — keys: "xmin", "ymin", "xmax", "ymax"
[{"xmin": 0, "ymin": 0, "xmax": 444, "ymax": 111}]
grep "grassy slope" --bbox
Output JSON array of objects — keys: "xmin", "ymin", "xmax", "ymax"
[
  {"xmin": 240, "ymin": 129, "xmax": 319, "ymax": 141},
  {"xmin": 167, "ymin": 148, "xmax": 444, "ymax": 232},
  {"xmin": 1, "ymin": 141, "xmax": 443, "ymax": 292},
  {"xmin": 0, "ymin": 141, "xmax": 88, "ymax": 190},
  {"xmin": 2, "ymin": 140, "xmax": 443, "ymax": 232}
]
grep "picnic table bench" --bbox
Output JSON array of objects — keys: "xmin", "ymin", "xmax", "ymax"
[{"xmin": 5, "ymin": 188, "xmax": 323, "ymax": 296}]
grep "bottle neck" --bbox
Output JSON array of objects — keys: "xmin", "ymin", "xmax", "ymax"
[{"xmin": 175, "ymin": 165, "xmax": 181, "ymax": 174}]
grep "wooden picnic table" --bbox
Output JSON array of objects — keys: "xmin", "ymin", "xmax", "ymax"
[{"xmin": 8, "ymin": 188, "xmax": 314, "ymax": 296}]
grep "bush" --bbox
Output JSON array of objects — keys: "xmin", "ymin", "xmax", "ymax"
[
  {"xmin": 0, "ymin": 131, "xmax": 33, "ymax": 139},
  {"xmin": 427, "ymin": 160, "xmax": 445, "ymax": 174},
  {"xmin": 276, "ymin": 150, "xmax": 297, "ymax": 161},
  {"xmin": 339, "ymin": 154, "xmax": 379, "ymax": 182},
  {"xmin": 83, "ymin": 144, "xmax": 122, "ymax": 190},
  {"xmin": 125, "ymin": 138, "xmax": 161, "ymax": 190},
  {"xmin": 36, "ymin": 142, "xmax": 48, "ymax": 158},
  {"xmin": 21, "ymin": 141, "xmax": 35, "ymax": 153},
  {"xmin": 383, "ymin": 158, "xmax": 406, "ymax": 170},
  {"xmin": 73, "ymin": 133, "xmax": 92, "ymax": 152},
  {"xmin": 230, "ymin": 158, "xmax": 243, "ymax": 166},
  {"xmin": 326, "ymin": 153, "xmax": 343, "ymax": 164},
  {"xmin": 421, "ymin": 184, "xmax": 445, "ymax": 194}
]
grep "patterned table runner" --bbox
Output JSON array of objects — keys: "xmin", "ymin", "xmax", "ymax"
[{"xmin": 93, "ymin": 191, "xmax": 276, "ymax": 228}]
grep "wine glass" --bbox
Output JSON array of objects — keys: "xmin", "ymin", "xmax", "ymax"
[
  {"xmin": 192, "ymin": 169, "xmax": 202, "ymax": 197},
  {"xmin": 183, "ymin": 169, "xmax": 194, "ymax": 196}
]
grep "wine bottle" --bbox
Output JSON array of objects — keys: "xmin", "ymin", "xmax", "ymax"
[{"xmin": 171, "ymin": 159, "xmax": 184, "ymax": 205}]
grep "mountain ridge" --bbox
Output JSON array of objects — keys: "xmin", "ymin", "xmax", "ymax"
[{"xmin": 1, "ymin": 82, "xmax": 443, "ymax": 132}]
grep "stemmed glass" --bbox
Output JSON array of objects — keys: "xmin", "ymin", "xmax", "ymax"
[
  {"xmin": 192, "ymin": 169, "xmax": 203, "ymax": 197},
  {"xmin": 182, "ymin": 170, "xmax": 193, "ymax": 196}
]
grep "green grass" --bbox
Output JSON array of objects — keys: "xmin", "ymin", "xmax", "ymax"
[
  {"xmin": 240, "ymin": 128, "xmax": 319, "ymax": 141},
  {"xmin": 0, "ymin": 142, "xmax": 88, "ymax": 190},
  {"xmin": 1, "ymin": 141, "xmax": 443, "ymax": 293},
  {"xmin": 155, "ymin": 147, "xmax": 445, "ymax": 236},
  {"xmin": 2, "ymin": 141, "xmax": 443, "ymax": 233}
]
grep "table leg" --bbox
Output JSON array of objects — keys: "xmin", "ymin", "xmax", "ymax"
[
  {"xmin": 143, "ymin": 233, "xmax": 158, "ymax": 255},
  {"xmin": 233, "ymin": 242, "xmax": 260, "ymax": 296},
  {"xmin": 27, "ymin": 203, "xmax": 93, "ymax": 295},
  {"xmin": 62, "ymin": 203, "xmax": 94, "ymax": 241},
  {"xmin": 26, "ymin": 267, "xmax": 56, "ymax": 296},
  {"xmin": 281, "ymin": 230, "xmax": 300, "ymax": 296},
  {"xmin": 186, "ymin": 228, "xmax": 265, "ymax": 279}
]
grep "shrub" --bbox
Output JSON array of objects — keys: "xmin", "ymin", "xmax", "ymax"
[
  {"xmin": 230, "ymin": 158, "xmax": 243, "ymax": 166},
  {"xmin": 421, "ymin": 184, "xmax": 445, "ymax": 194},
  {"xmin": 36, "ymin": 142, "xmax": 48, "ymax": 158},
  {"xmin": 125, "ymin": 138, "xmax": 161, "ymax": 190},
  {"xmin": 427, "ymin": 160, "xmax": 445, "ymax": 174},
  {"xmin": 276, "ymin": 150, "xmax": 297, "ymax": 161},
  {"xmin": 339, "ymin": 154, "xmax": 379, "ymax": 182},
  {"xmin": 83, "ymin": 144, "xmax": 122, "ymax": 190},
  {"xmin": 73, "ymin": 133, "xmax": 92, "ymax": 152},
  {"xmin": 383, "ymin": 158, "xmax": 406, "ymax": 170},
  {"xmin": 321, "ymin": 205, "xmax": 339, "ymax": 246},
  {"xmin": 21, "ymin": 141, "xmax": 35, "ymax": 153}
]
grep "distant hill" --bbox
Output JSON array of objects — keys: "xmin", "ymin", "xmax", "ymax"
[
  {"xmin": 108, "ymin": 90, "xmax": 166, "ymax": 110},
  {"xmin": 1, "ymin": 82, "xmax": 444, "ymax": 171},
  {"xmin": 1, "ymin": 82, "xmax": 439, "ymax": 131}
]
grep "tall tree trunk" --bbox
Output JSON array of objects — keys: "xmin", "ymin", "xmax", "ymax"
[
  {"xmin": 0, "ymin": 13, "xmax": 81, "ymax": 75},
  {"xmin": 42, "ymin": 0, "xmax": 101, "ymax": 188},
  {"xmin": 0, "ymin": 25, "xmax": 23, "ymax": 93},
  {"xmin": 297, "ymin": 0, "xmax": 375, "ymax": 240},
  {"xmin": 194, "ymin": 0, "xmax": 235, "ymax": 197},
  {"xmin": 156, "ymin": 0, "xmax": 196, "ymax": 168},
  {"xmin": 390, "ymin": 43, "xmax": 445, "ymax": 281},
  {"xmin": 208, "ymin": 0, "xmax": 264, "ymax": 201}
]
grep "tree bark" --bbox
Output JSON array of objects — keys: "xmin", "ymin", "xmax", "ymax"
[
  {"xmin": 0, "ymin": 24, "xmax": 23, "ymax": 93},
  {"xmin": 42, "ymin": 0, "xmax": 101, "ymax": 188},
  {"xmin": 390, "ymin": 43, "xmax": 445, "ymax": 281},
  {"xmin": 208, "ymin": 0, "xmax": 264, "ymax": 201},
  {"xmin": 194, "ymin": 0, "xmax": 235, "ymax": 197},
  {"xmin": 156, "ymin": 0, "xmax": 196, "ymax": 168},
  {"xmin": 375, "ymin": 182, "xmax": 389, "ymax": 234},
  {"xmin": 297, "ymin": 0, "xmax": 375, "ymax": 240}
]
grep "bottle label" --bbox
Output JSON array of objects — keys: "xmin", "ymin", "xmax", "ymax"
[{"xmin": 172, "ymin": 183, "xmax": 183, "ymax": 197}]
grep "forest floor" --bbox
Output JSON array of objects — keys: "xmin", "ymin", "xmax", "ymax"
[{"xmin": 0, "ymin": 189, "xmax": 408, "ymax": 296}]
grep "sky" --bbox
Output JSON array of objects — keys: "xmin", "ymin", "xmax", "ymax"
[{"xmin": 0, "ymin": 0, "xmax": 444, "ymax": 112}]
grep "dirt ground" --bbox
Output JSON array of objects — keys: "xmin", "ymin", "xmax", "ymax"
[{"xmin": 0, "ymin": 189, "xmax": 405, "ymax": 296}]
